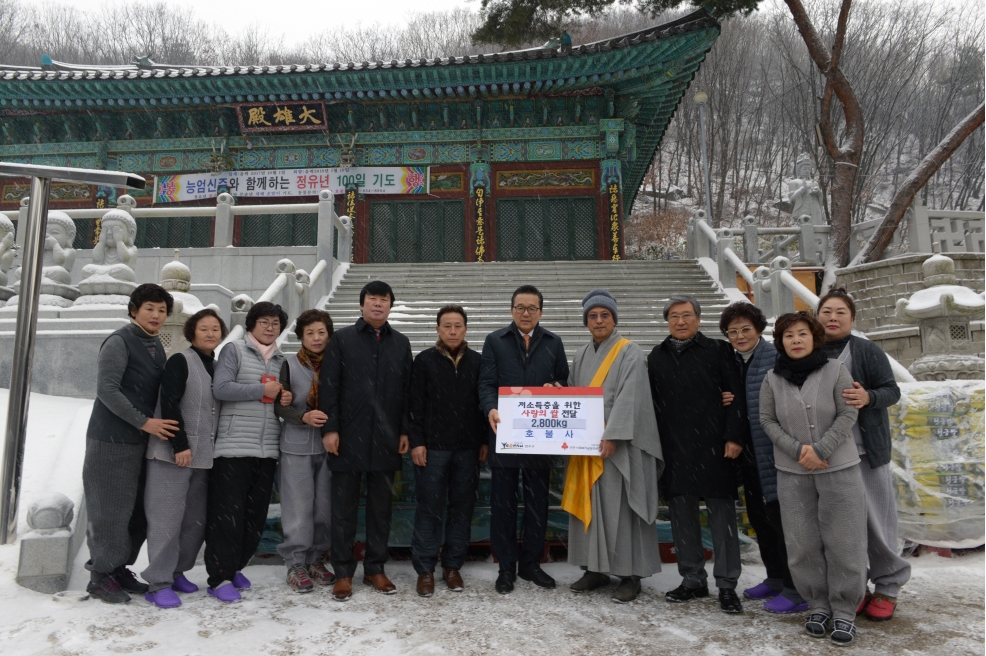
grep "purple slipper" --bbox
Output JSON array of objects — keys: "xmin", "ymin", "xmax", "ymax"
[
  {"xmin": 145, "ymin": 588, "xmax": 182, "ymax": 609},
  {"xmin": 764, "ymin": 594, "xmax": 809, "ymax": 614},
  {"xmin": 171, "ymin": 575, "xmax": 199, "ymax": 594},
  {"xmin": 231, "ymin": 572, "xmax": 251, "ymax": 590},
  {"xmin": 207, "ymin": 582, "xmax": 242, "ymax": 603},
  {"xmin": 743, "ymin": 582, "xmax": 780, "ymax": 600}
]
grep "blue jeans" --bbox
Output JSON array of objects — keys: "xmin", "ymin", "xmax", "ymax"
[{"xmin": 411, "ymin": 449, "xmax": 479, "ymax": 575}]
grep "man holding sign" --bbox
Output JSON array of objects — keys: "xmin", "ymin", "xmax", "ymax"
[
  {"xmin": 479, "ymin": 285, "xmax": 569, "ymax": 594},
  {"xmin": 562, "ymin": 290, "xmax": 664, "ymax": 604}
]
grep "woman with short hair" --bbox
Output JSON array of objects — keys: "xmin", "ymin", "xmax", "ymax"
[
  {"xmin": 759, "ymin": 311, "xmax": 864, "ymax": 646},
  {"xmin": 718, "ymin": 303, "xmax": 805, "ymax": 614},
  {"xmin": 817, "ymin": 288, "xmax": 908, "ymax": 621},
  {"xmin": 143, "ymin": 308, "xmax": 228, "ymax": 608},
  {"xmin": 275, "ymin": 309, "xmax": 337, "ymax": 593},
  {"xmin": 206, "ymin": 301, "xmax": 290, "ymax": 603}
]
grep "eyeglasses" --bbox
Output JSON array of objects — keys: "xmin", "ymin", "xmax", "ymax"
[
  {"xmin": 667, "ymin": 313, "xmax": 697, "ymax": 322},
  {"xmin": 726, "ymin": 326, "xmax": 756, "ymax": 338},
  {"xmin": 257, "ymin": 319, "xmax": 281, "ymax": 329},
  {"xmin": 512, "ymin": 306, "xmax": 541, "ymax": 315}
]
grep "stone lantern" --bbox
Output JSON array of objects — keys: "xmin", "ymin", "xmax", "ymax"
[{"xmin": 895, "ymin": 251, "xmax": 985, "ymax": 381}]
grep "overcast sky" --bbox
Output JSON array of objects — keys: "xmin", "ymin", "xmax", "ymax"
[{"xmin": 54, "ymin": 0, "xmax": 478, "ymax": 48}]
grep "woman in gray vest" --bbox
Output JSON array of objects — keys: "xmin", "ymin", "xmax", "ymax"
[
  {"xmin": 205, "ymin": 301, "xmax": 290, "ymax": 603},
  {"xmin": 759, "ymin": 311, "xmax": 863, "ymax": 646},
  {"xmin": 142, "ymin": 308, "xmax": 227, "ymax": 608},
  {"xmin": 818, "ymin": 288, "xmax": 909, "ymax": 622},
  {"xmin": 274, "ymin": 309, "xmax": 336, "ymax": 593}
]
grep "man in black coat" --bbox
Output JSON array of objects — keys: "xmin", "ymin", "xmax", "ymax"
[
  {"xmin": 320, "ymin": 280, "xmax": 412, "ymax": 601},
  {"xmin": 478, "ymin": 285, "xmax": 569, "ymax": 594},
  {"xmin": 647, "ymin": 294, "xmax": 746, "ymax": 614},
  {"xmin": 409, "ymin": 304, "xmax": 488, "ymax": 597}
]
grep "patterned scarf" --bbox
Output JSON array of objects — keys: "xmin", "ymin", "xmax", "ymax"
[{"xmin": 296, "ymin": 347, "xmax": 324, "ymax": 411}]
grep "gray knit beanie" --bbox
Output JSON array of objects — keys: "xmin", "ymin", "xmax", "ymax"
[{"xmin": 582, "ymin": 288, "xmax": 618, "ymax": 325}]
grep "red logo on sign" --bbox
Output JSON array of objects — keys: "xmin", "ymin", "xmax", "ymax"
[{"xmin": 561, "ymin": 442, "xmax": 569, "ymax": 450}]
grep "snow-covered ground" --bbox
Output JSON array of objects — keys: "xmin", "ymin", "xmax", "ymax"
[{"xmin": 0, "ymin": 391, "xmax": 983, "ymax": 655}]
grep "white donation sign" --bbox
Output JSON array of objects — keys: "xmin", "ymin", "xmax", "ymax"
[{"xmin": 496, "ymin": 387, "xmax": 604, "ymax": 456}]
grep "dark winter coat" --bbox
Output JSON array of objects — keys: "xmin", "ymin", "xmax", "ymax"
[
  {"xmin": 319, "ymin": 318, "xmax": 413, "ymax": 472},
  {"xmin": 824, "ymin": 334, "xmax": 900, "ymax": 468},
  {"xmin": 736, "ymin": 339, "xmax": 780, "ymax": 503},
  {"xmin": 409, "ymin": 343, "xmax": 486, "ymax": 452},
  {"xmin": 647, "ymin": 331, "xmax": 745, "ymax": 500},
  {"xmin": 478, "ymin": 323, "xmax": 569, "ymax": 469}
]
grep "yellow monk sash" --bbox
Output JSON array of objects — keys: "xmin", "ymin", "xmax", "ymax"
[{"xmin": 561, "ymin": 337, "xmax": 631, "ymax": 530}]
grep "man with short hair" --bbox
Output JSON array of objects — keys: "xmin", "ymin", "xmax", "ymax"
[
  {"xmin": 647, "ymin": 294, "xmax": 746, "ymax": 614},
  {"xmin": 479, "ymin": 285, "xmax": 569, "ymax": 594},
  {"xmin": 83, "ymin": 283, "xmax": 176, "ymax": 603},
  {"xmin": 409, "ymin": 305, "xmax": 488, "ymax": 597},
  {"xmin": 320, "ymin": 280, "xmax": 412, "ymax": 601}
]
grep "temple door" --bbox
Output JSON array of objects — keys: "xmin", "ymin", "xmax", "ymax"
[
  {"xmin": 369, "ymin": 199, "xmax": 465, "ymax": 263},
  {"xmin": 495, "ymin": 196, "xmax": 597, "ymax": 261}
]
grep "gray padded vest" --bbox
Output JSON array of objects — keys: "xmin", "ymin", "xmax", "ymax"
[
  {"xmin": 215, "ymin": 339, "xmax": 283, "ymax": 459},
  {"xmin": 279, "ymin": 355, "xmax": 324, "ymax": 456},
  {"xmin": 146, "ymin": 348, "xmax": 219, "ymax": 468}
]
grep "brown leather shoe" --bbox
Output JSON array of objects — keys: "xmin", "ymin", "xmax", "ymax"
[
  {"xmin": 363, "ymin": 573, "xmax": 397, "ymax": 595},
  {"xmin": 443, "ymin": 567, "xmax": 464, "ymax": 592},
  {"xmin": 332, "ymin": 577, "xmax": 353, "ymax": 602},
  {"xmin": 416, "ymin": 572, "xmax": 435, "ymax": 597}
]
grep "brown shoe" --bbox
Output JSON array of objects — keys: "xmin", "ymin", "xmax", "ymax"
[
  {"xmin": 363, "ymin": 573, "xmax": 397, "ymax": 595},
  {"xmin": 416, "ymin": 572, "xmax": 435, "ymax": 597},
  {"xmin": 443, "ymin": 567, "xmax": 464, "ymax": 592},
  {"xmin": 332, "ymin": 577, "xmax": 353, "ymax": 602}
]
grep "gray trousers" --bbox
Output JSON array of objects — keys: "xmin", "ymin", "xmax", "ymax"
[
  {"xmin": 777, "ymin": 466, "xmax": 867, "ymax": 621},
  {"xmin": 668, "ymin": 496, "xmax": 741, "ymax": 590},
  {"xmin": 141, "ymin": 459, "xmax": 209, "ymax": 592},
  {"xmin": 82, "ymin": 439, "xmax": 147, "ymax": 580},
  {"xmin": 859, "ymin": 454, "xmax": 911, "ymax": 597},
  {"xmin": 277, "ymin": 452, "xmax": 332, "ymax": 569}
]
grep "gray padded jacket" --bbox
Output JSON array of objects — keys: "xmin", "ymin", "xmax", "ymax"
[
  {"xmin": 146, "ymin": 348, "xmax": 219, "ymax": 468},
  {"xmin": 214, "ymin": 339, "xmax": 284, "ymax": 459}
]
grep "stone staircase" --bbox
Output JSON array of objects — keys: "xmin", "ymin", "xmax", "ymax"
[{"xmin": 280, "ymin": 260, "xmax": 732, "ymax": 357}]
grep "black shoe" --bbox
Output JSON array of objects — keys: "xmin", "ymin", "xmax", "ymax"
[
  {"xmin": 570, "ymin": 571, "xmax": 611, "ymax": 593},
  {"xmin": 665, "ymin": 583, "xmax": 709, "ymax": 603},
  {"xmin": 805, "ymin": 612, "xmax": 832, "ymax": 638},
  {"xmin": 113, "ymin": 566, "xmax": 149, "ymax": 593},
  {"xmin": 830, "ymin": 618, "xmax": 856, "ymax": 646},
  {"xmin": 718, "ymin": 588, "xmax": 743, "ymax": 614},
  {"xmin": 518, "ymin": 567, "xmax": 556, "ymax": 589},
  {"xmin": 87, "ymin": 575, "xmax": 131, "ymax": 604},
  {"xmin": 495, "ymin": 571, "xmax": 516, "ymax": 594}
]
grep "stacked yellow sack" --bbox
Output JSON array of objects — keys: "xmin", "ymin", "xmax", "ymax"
[{"xmin": 890, "ymin": 381, "xmax": 985, "ymax": 547}]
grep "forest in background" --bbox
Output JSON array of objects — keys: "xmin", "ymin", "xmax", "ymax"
[{"xmin": 0, "ymin": 0, "xmax": 982, "ymax": 258}]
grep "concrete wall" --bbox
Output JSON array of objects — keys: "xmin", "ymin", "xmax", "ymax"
[{"xmin": 835, "ymin": 252, "xmax": 985, "ymax": 368}]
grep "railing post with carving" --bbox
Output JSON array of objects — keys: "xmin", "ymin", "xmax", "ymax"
[
  {"xmin": 117, "ymin": 194, "xmax": 136, "ymax": 216},
  {"xmin": 316, "ymin": 190, "xmax": 335, "ymax": 299},
  {"xmin": 717, "ymin": 229, "xmax": 737, "ymax": 289},
  {"xmin": 337, "ymin": 216, "xmax": 352, "ymax": 266},
  {"xmin": 230, "ymin": 294, "xmax": 253, "ymax": 330},
  {"xmin": 743, "ymin": 215, "xmax": 758, "ymax": 263},
  {"xmin": 214, "ymin": 193, "xmax": 236, "ymax": 248},
  {"xmin": 772, "ymin": 235, "xmax": 789, "ymax": 260},
  {"xmin": 907, "ymin": 198, "xmax": 933, "ymax": 253},
  {"xmin": 752, "ymin": 266, "xmax": 772, "ymax": 315},
  {"xmin": 686, "ymin": 217, "xmax": 696, "ymax": 259},
  {"xmin": 799, "ymin": 215, "xmax": 818, "ymax": 266},
  {"xmin": 769, "ymin": 256, "xmax": 795, "ymax": 318}
]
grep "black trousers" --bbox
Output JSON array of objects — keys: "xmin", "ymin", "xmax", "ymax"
[
  {"xmin": 411, "ymin": 449, "xmax": 480, "ymax": 574},
  {"xmin": 330, "ymin": 470, "xmax": 395, "ymax": 579},
  {"xmin": 82, "ymin": 439, "xmax": 147, "ymax": 580},
  {"xmin": 741, "ymin": 461, "xmax": 795, "ymax": 591},
  {"xmin": 490, "ymin": 466, "xmax": 549, "ymax": 574},
  {"xmin": 204, "ymin": 456, "xmax": 277, "ymax": 588}
]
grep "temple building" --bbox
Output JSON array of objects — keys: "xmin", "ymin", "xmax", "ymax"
[{"xmin": 0, "ymin": 10, "xmax": 719, "ymax": 263}]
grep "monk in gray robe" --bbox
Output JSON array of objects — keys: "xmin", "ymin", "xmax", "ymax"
[{"xmin": 565, "ymin": 289, "xmax": 664, "ymax": 603}]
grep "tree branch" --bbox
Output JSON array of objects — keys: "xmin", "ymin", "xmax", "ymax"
[{"xmin": 853, "ymin": 101, "xmax": 985, "ymax": 265}]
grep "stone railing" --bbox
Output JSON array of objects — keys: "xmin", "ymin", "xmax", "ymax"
[
  {"xmin": 849, "ymin": 200, "xmax": 984, "ymax": 263},
  {"xmin": 687, "ymin": 211, "xmax": 831, "ymax": 267}
]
